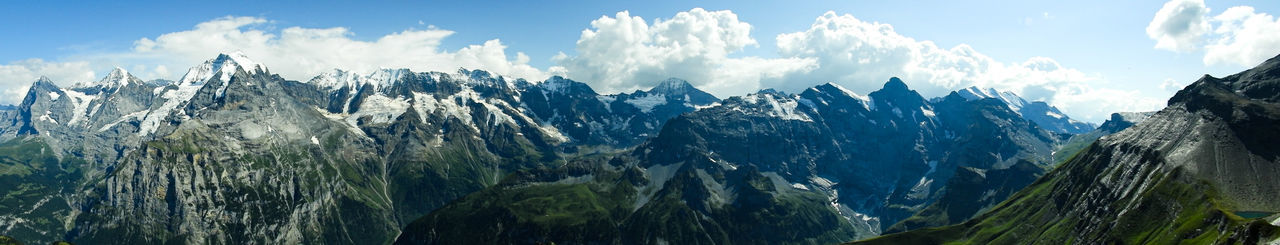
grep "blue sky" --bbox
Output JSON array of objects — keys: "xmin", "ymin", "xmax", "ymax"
[{"xmin": 2, "ymin": 0, "xmax": 1278, "ymax": 123}]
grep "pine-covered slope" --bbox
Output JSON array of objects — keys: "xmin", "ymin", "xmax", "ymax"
[{"xmin": 851, "ymin": 54, "xmax": 1280, "ymax": 245}]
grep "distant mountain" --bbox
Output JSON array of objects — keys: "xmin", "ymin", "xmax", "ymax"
[
  {"xmin": 852, "ymin": 54, "xmax": 1280, "ymax": 244},
  {"xmin": 954, "ymin": 86, "xmax": 1095, "ymax": 134},
  {"xmin": 395, "ymin": 78, "xmax": 1067, "ymax": 244}
]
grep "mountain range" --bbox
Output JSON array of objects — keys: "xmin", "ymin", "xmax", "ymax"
[
  {"xmin": 8, "ymin": 51, "xmax": 1258, "ymax": 244},
  {"xmin": 852, "ymin": 54, "xmax": 1280, "ymax": 244}
]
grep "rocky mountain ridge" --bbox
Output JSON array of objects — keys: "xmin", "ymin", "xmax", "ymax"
[
  {"xmin": 0, "ymin": 53, "xmax": 1099, "ymax": 244},
  {"xmin": 852, "ymin": 54, "xmax": 1280, "ymax": 245}
]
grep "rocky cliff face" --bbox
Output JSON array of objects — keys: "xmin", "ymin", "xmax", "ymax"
[
  {"xmin": 852, "ymin": 54, "xmax": 1280, "ymax": 245},
  {"xmin": 0, "ymin": 53, "xmax": 717, "ymax": 244},
  {"xmin": 396, "ymin": 78, "xmax": 1068, "ymax": 244},
  {"xmin": 885, "ymin": 109, "xmax": 1155, "ymax": 234}
]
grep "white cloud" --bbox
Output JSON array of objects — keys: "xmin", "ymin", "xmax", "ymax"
[
  {"xmin": 130, "ymin": 16, "xmax": 546, "ymax": 82},
  {"xmin": 0, "ymin": 15, "xmax": 549, "ymax": 106},
  {"xmin": 1160, "ymin": 78, "xmax": 1184, "ymax": 91},
  {"xmin": 551, "ymin": 8, "xmax": 815, "ymax": 96},
  {"xmin": 1203, "ymin": 6, "xmax": 1280, "ymax": 67},
  {"xmin": 774, "ymin": 12, "xmax": 1160, "ymax": 121},
  {"xmin": 1146, "ymin": 0, "xmax": 1211, "ymax": 52},
  {"xmin": 552, "ymin": 9, "xmax": 1163, "ymax": 122},
  {"xmin": 1147, "ymin": 1, "xmax": 1280, "ymax": 67},
  {"xmin": 0, "ymin": 59, "xmax": 96, "ymax": 104}
]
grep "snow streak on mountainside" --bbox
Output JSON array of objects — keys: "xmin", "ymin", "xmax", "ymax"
[{"xmin": 954, "ymin": 86, "xmax": 1095, "ymax": 134}]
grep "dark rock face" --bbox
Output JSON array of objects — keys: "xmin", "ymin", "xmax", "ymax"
[
  {"xmin": 0, "ymin": 54, "xmax": 718, "ymax": 244},
  {"xmin": 0, "ymin": 52, "xmax": 1092, "ymax": 244},
  {"xmin": 396, "ymin": 78, "xmax": 1068, "ymax": 244},
  {"xmin": 853, "ymin": 54, "xmax": 1280, "ymax": 245}
]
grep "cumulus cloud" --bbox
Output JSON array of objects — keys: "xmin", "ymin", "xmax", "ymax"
[
  {"xmin": 0, "ymin": 16, "xmax": 547, "ymax": 106},
  {"xmin": 774, "ymin": 12, "xmax": 1160, "ymax": 121},
  {"xmin": 552, "ymin": 9, "xmax": 1163, "ymax": 122},
  {"xmin": 1146, "ymin": 0, "xmax": 1211, "ymax": 52},
  {"xmin": 1147, "ymin": 1, "xmax": 1280, "ymax": 67},
  {"xmin": 1160, "ymin": 78, "xmax": 1185, "ymax": 91},
  {"xmin": 130, "ymin": 16, "xmax": 546, "ymax": 82},
  {"xmin": 1203, "ymin": 6, "xmax": 1280, "ymax": 67},
  {"xmin": 0, "ymin": 59, "xmax": 96, "ymax": 104},
  {"xmin": 551, "ymin": 8, "xmax": 816, "ymax": 96}
]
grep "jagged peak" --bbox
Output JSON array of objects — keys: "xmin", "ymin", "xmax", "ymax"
[
  {"xmin": 34, "ymin": 76, "xmax": 55, "ymax": 85},
  {"xmin": 810, "ymin": 82, "xmax": 871, "ymax": 104},
  {"xmin": 650, "ymin": 78, "xmax": 693, "ymax": 94},
  {"xmin": 538, "ymin": 76, "xmax": 594, "ymax": 95},
  {"xmin": 74, "ymin": 67, "xmax": 138, "ymax": 89},
  {"xmin": 178, "ymin": 51, "xmax": 269, "ymax": 86},
  {"xmin": 882, "ymin": 77, "xmax": 909, "ymax": 91},
  {"xmin": 642, "ymin": 77, "xmax": 718, "ymax": 104},
  {"xmin": 218, "ymin": 51, "xmax": 268, "ymax": 74},
  {"xmin": 307, "ymin": 68, "xmax": 413, "ymax": 92},
  {"xmin": 954, "ymin": 86, "xmax": 1028, "ymax": 112}
]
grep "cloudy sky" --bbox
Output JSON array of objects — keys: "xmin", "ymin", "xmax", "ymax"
[{"xmin": 2, "ymin": 0, "xmax": 1278, "ymax": 122}]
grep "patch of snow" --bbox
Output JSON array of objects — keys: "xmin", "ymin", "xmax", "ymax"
[
  {"xmin": 596, "ymin": 95, "xmax": 617, "ymax": 112},
  {"xmin": 1046, "ymin": 110, "xmax": 1065, "ymax": 119},
  {"xmin": 47, "ymin": 92, "xmax": 60, "ymax": 101},
  {"xmin": 37, "ymin": 110, "xmax": 57, "ymax": 124},
  {"xmin": 311, "ymin": 136, "xmax": 320, "ymax": 145},
  {"xmin": 539, "ymin": 77, "xmax": 571, "ymax": 94},
  {"xmin": 138, "ymin": 81, "xmax": 203, "ymax": 137},
  {"xmin": 479, "ymin": 99, "xmax": 516, "ymax": 126},
  {"xmin": 307, "ymin": 69, "xmax": 361, "ymax": 91},
  {"xmin": 625, "ymin": 94, "xmax": 667, "ymax": 113},
  {"xmin": 908, "ymin": 161, "xmax": 939, "ymax": 199},
  {"xmin": 791, "ymin": 183, "xmax": 810, "ymax": 190},
  {"xmin": 411, "ymin": 92, "xmax": 439, "ymax": 123},
  {"xmin": 739, "ymin": 94, "xmax": 812, "ymax": 121},
  {"xmin": 75, "ymin": 67, "xmax": 134, "ymax": 88},
  {"xmin": 98, "ymin": 110, "xmax": 147, "ymax": 132},
  {"xmin": 345, "ymin": 94, "xmax": 410, "ymax": 127},
  {"xmin": 694, "ymin": 102, "xmax": 720, "ymax": 110},
  {"xmin": 892, "ymin": 107, "xmax": 903, "ymax": 118},
  {"xmin": 365, "ymin": 68, "xmax": 411, "ymax": 90},
  {"xmin": 61, "ymin": 89, "xmax": 95, "ymax": 125},
  {"xmin": 958, "ymin": 86, "xmax": 1029, "ymax": 114},
  {"xmin": 921, "ymin": 107, "xmax": 936, "ymax": 117},
  {"xmin": 829, "ymin": 83, "xmax": 872, "ymax": 110}
]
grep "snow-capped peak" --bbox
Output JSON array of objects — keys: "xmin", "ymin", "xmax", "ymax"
[
  {"xmin": 307, "ymin": 68, "xmax": 411, "ymax": 93},
  {"xmin": 178, "ymin": 51, "xmax": 268, "ymax": 86},
  {"xmin": 308, "ymin": 69, "xmax": 357, "ymax": 91},
  {"xmin": 367, "ymin": 68, "xmax": 411, "ymax": 89},
  {"xmin": 538, "ymin": 76, "xmax": 576, "ymax": 94},
  {"xmin": 74, "ymin": 67, "xmax": 138, "ymax": 88},
  {"xmin": 649, "ymin": 78, "xmax": 693, "ymax": 94},
  {"xmin": 956, "ymin": 86, "xmax": 1028, "ymax": 112}
]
